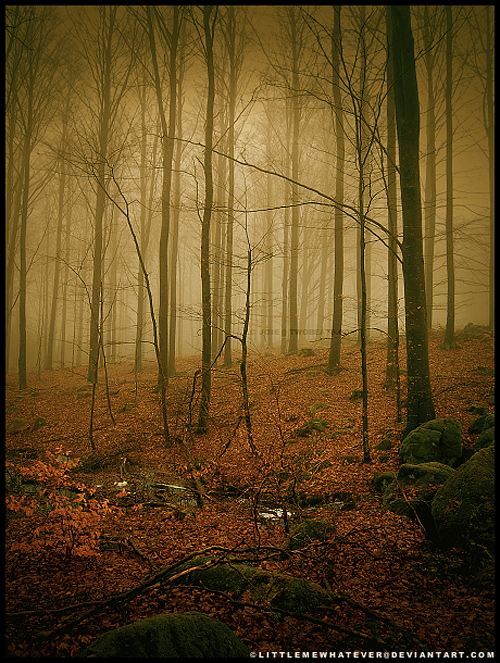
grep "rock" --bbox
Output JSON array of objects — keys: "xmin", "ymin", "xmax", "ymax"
[
  {"xmin": 7, "ymin": 418, "xmax": 29, "ymax": 434},
  {"xmin": 399, "ymin": 418, "xmax": 462, "ymax": 466},
  {"xmin": 349, "ymin": 388, "xmax": 364, "ymax": 402},
  {"xmin": 375, "ymin": 437, "xmax": 392, "ymax": 451},
  {"xmin": 172, "ymin": 556, "xmax": 334, "ymax": 615},
  {"xmin": 373, "ymin": 471, "xmax": 396, "ymax": 493},
  {"xmin": 474, "ymin": 426, "xmax": 494, "ymax": 451},
  {"xmin": 457, "ymin": 323, "xmax": 492, "ymax": 341},
  {"xmin": 282, "ymin": 519, "xmax": 335, "ymax": 551},
  {"xmin": 466, "ymin": 405, "xmax": 487, "ymax": 416},
  {"xmin": 431, "ymin": 445, "xmax": 495, "ymax": 553},
  {"xmin": 32, "ymin": 416, "xmax": 47, "ymax": 432},
  {"xmin": 294, "ymin": 418, "xmax": 329, "ymax": 437},
  {"xmin": 309, "ymin": 401, "xmax": 329, "ymax": 417},
  {"xmin": 387, "ymin": 498, "xmax": 439, "ymax": 542},
  {"xmin": 384, "ymin": 463, "xmax": 454, "ymax": 543},
  {"xmin": 468, "ymin": 413, "xmax": 494, "ymax": 435},
  {"xmin": 78, "ymin": 611, "xmax": 250, "ymax": 658},
  {"xmin": 397, "ymin": 462, "xmax": 454, "ymax": 490}
]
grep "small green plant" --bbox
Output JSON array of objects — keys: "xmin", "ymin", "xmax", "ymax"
[{"xmin": 6, "ymin": 448, "xmax": 120, "ymax": 557}]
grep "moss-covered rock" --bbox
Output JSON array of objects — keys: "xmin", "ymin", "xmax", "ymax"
[
  {"xmin": 295, "ymin": 418, "xmax": 329, "ymax": 437},
  {"xmin": 282, "ymin": 519, "xmax": 335, "ymax": 551},
  {"xmin": 397, "ymin": 462, "xmax": 454, "ymax": 489},
  {"xmin": 399, "ymin": 418, "xmax": 462, "ymax": 466},
  {"xmin": 171, "ymin": 556, "xmax": 333, "ymax": 615},
  {"xmin": 375, "ymin": 437, "xmax": 392, "ymax": 451},
  {"xmin": 7, "ymin": 418, "xmax": 29, "ymax": 434},
  {"xmin": 431, "ymin": 445, "xmax": 495, "ymax": 553},
  {"xmin": 373, "ymin": 471, "xmax": 396, "ymax": 493},
  {"xmin": 474, "ymin": 426, "xmax": 494, "ymax": 451},
  {"xmin": 468, "ymin": 413, "xmax": 494, "ymax": 435},
  {"xmin": 78, "ymin": 611, "xmax": 250, "ymax": 658}
]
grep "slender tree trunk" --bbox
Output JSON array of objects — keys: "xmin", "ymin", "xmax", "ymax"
[
  {"xmin": 281, "ymin": 175, "xmax": 290, "ymax": 355},
  {"xmin": 168, "ymin": 51, "xmax": 184, "ymax": 376},
  {"xmin": 288, "ymin": 8, "xmax": 300, "ymax": 355},
  {"xmin": 146, "ymin": 6, "xmax": 180, "ymax": 389},
  {"xmin": 442, "ymin": 5, "xmax": 455, "ymax": 349},
  {"xmin": 18, "ymin": 123, "xmax": 31, "ymax": 389},
  {"xmin": 198, "ymin": 5, "xmax": 216, "ymax": 432},
  {"xmin": 60, "ymin": 184, "xmax": 72, "ymax": 367},
  {"xmin": 385, "ymin": 9, "xmax": 400, "ymax": 396},
  {"xmin": 135, "ymin": 80, "xmax": 148, "ymax": 373},
  {"xmin": 264, "ymin": 113, "xmax": 274, "ymax": 347},
  {"xmin": 485, "ymin": 7, "xmax": 494, "ymax": 331},
  {"xmin": 45, "ymin": 87, "xmax": 71, "ymax": 370},
  {"xmin": 88, "ymin": 8, "xmax": 115, "ymax": 385},
  {"xmin": 316, "ymin": 153, "xmax": 331, "ymax": 338},
  {"xmin": 390, "ymin": 5, "xmax": 436, "ymax": 435},
  {"xmin": 328, "ymin": 6, "xmax": 344, "ymax": 373},
  {"xmin": 359, "ymin": 174, "xmax": 370, "ymax": 463},
  {"xmin": 423, "ymin": 7, "xmax": 437, "ymax": 331},
  {"xmin": 212, "ymin": 98, "xmax": 226, "ymax": 361}
]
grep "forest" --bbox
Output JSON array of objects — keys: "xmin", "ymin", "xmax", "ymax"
[{"xmin": 5, "ymin": 5, "xmax": 494, "ymax": 658}]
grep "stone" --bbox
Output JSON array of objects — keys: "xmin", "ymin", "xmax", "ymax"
[
  {"xmin": 282, "ymin": 519, "xmax": 335, "ymax": 551},
  {"xmin": 397, "ymin": 462, "xmax": 454, "ymax": 490},
  {"xmin": 373, "ymin": 471, "xmax": 396, "ymax": 493},
  {"xmin": 294, "ymin": 418, "xmax": 329, "ymax": 437},
  {"xmin": 383, "ymin": 463, "xmax": 454, "ymax": 543},
  {"xmin": 32, "ymin": 416, "xmax": 47, "ymax": 432},
  {"xmin": 375, "ymin": 437, "xmax": 392, "ymax": 451},
  {"xmin": 474, "ymin": 426, "xmax": 494, "ymax": 451},
  {"xmin": 431, "ymin": 445, "xmax": 495, "ymax": 553},
  {"xmin": 78, "ymin": 611, "xmax": 250, "ymax": 658},
  {"xmin": 399, "ymin": 418, "xmax": 462, "ymax": 466},
  {"xmin": 7, "ymin": 418, "xmax": 29, "ymax": 434},
  {"xmin": 468, "ymin": 413, "xmax": 494, "ymax": 435}
]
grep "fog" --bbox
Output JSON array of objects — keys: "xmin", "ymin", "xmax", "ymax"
[{"xmin": 6, "ymin": 6, "xmax": 493, "ymax": 379}]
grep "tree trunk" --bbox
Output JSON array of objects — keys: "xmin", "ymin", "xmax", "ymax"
[
  {"xmin": 198, "ymin": 5, "xmax": 217, "ymax": 433},
  {"xmin": 485, "ymin": 7, "xmax": 494, "ymax": 331},
  {"xmin": 384, "ymin": 8, "xmax": 400, "ymax": 396},
  {"xmin": 485, "ymin": 10, "xmax": 495, "ymax": 331},
  {"xmin": 288, "ymin": 8, "xmax": 300, "ymax": 355},
  {"xmin": 146, "ymin": 6, "xmax": 180, "ymax": 389},
  {"xmin": 389, "ymin": 5, "xmax": 435, "ymax": 436},
  {"xmin": 422, "ymin": 7, "xmax": 437, "ymax": 331},
  {"xmin": 442, "ymin": 6, "xmax": 456, "ymax": 349},
  {"xmin": 45, "ymin": 87, "xmax": 71, "ymax": 370},
  {"xmin": 18, "ymin": 116, "xmax": 32, "ymax": 389},
  {"xmin": 168, "ymin": 49, "xmax": 185, "ymax": 377},
  {"xmin": 88, "ymin": 8, "xmax": 115, "ymax": 385},
  {"xmin": 328, "ymin": 6, "xmax": 344, "ymax": 374}
]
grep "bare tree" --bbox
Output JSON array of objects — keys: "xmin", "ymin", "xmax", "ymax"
[
  {"xmin": 196, "ymin": 5, "xmax": 218, "ymax": 433},
  {"xmin": 389, "ymin": 6, "xmax": 436, "ymax": 434},
  {"xmin": 442, "ymin": 6, "xmax": 456, "ymax": 349}
]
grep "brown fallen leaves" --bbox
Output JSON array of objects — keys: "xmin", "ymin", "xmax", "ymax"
[{"xmin": 5, "ymin": 331, "xmax": 495, "ymax": 656}]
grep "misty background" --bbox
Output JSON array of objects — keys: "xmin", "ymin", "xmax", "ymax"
[{"xmin": 5, "ymin": 6, "xmax": 493, "ymax": 379}]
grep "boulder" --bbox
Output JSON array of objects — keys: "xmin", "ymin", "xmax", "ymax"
[
  {"xmin": 78, "ymin": 611, "xmax": 250, "ymax": 658},
  {"xmin": 372, "ymin": 471, "xmax": 396, "ymax": 493},
  {"xmin": 468, "ymin": 413, "xmax": 494, "ymax": 435},
  {"xmin": 397, "ymin": 462, "xmax": 454, "ymax": 491},
  {"xmin": 282, "ymin": 518, "xmax": 335, "ymax": 551},
  {"xmin": 384, "ymin": 463, "xmax": 453, "ymax": 542},
  {"xmin": 474, "ymin": 426, "xmax": 494, "ymax": 451},
  {"xmin": 399, "ymin": 418, "xmax": 462, "ymax": 466},
  {"xmin": 431, "ymin": 445, "xmax": 495, "ymax": 553}
]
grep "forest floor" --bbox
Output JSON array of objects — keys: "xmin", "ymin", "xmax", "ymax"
[{"xmin": 5, "ymin": 329, "xmax": 495, "ymax": 657}]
